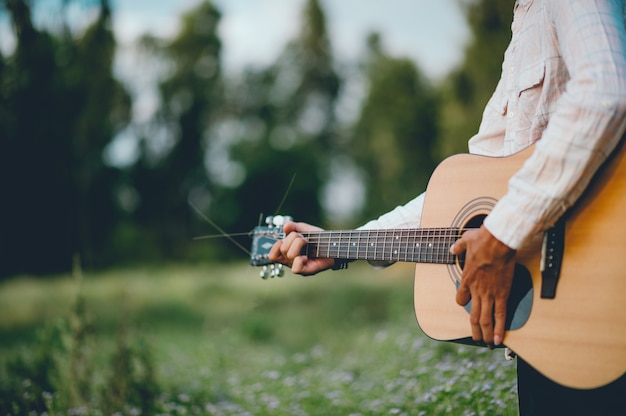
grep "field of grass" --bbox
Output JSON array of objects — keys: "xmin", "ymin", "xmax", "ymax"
[{"xmin": 0, "ymin": 262, "xmax": 519, "ymax": 415}]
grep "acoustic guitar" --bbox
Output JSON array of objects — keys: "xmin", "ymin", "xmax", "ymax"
[{"xmin": 249, "ymin": 140, "xmax": 626, "ymax": 389}]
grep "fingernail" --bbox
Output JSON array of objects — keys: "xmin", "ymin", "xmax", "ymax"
[
  {"xmin": 494, "ymin": 335, "xmax": 502, "ymax": 346},
  {"xmin": 449, "ymin": 244, "xmax": 455, "ymax": 254}
]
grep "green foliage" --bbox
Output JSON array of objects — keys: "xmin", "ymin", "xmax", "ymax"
[
  {"xmin": 352, "ymin": 34, "xmax": 439, "ymax": 221},
  {"xmin": 101, "ymin": 321, "xmax": 160, "ymax": 415},
  {"xmin": 0, "ymin": 0, "xmax": 516, "ymax": 275},
  {"xmin": 0, "ymin": 269, "xmax": 160, "ymax": 415},
  {"xmin": 240, "ymin": 313, "xmax": 276, "ymax": 342},
  {"xmin": 128, "ymin": 1, "xmax": 224, "ymax": 262},
  {"xmin": 221, "ymin": 0, "xmax": 341, "ymax": 231},
  {"xmin": 0, "ymin": 263, "xmax": 519, "ymax": 415},
  {"xmin": 0, "ymin": 323, "xmax": 63, "ymax": 414},
  {"xmin": 0, "ymin": 0, "xmax": 131, "ymax": 276},
  {"xmin": 437, "ymin": 0, "xmax": 512, "ymax": 157}
]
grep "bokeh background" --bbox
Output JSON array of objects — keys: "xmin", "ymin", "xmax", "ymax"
[
  {"xmin": 0, "ymin": 1, "xmax": 520, "ymax": 414},
  {"xmin": 0, "ymin": 0, "xmax": 513, "ymax": 277}
]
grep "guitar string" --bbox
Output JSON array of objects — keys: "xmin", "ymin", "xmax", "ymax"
[
  {"xmin": 273, "ymin": 173, "xmax": 297, "ymax": 217},
  {"xmin": 302, "ymin": 230, "xmax": 460, "ymax": 263},
  {"xmin": 189, "ymin": 200, "xmax": 252, "ymax": 256},
  {"xmin": 190, "ymin": 172, "xmax": 295, "ymax": 257},
  {"xmin": 193, "ymin": 232, "xmax": 254, "ymax": 240},
  {"xmin": 193, "ymin": 229, "xmax": 469, "ymax": 241}
]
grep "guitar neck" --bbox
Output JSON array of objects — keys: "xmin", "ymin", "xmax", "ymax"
[{"xmin": 302, "ymin": 228, "xmax": 458, "ymax": 264}]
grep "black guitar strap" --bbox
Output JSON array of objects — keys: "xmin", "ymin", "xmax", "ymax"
[{"xmin": 540, "ymin": 216, "xmax": 566, "ymax": 299}]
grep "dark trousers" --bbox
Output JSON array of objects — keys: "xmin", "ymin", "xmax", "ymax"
[{"xmin": 517, "ymin": 358, "xmax": 626, "ymax": 415}]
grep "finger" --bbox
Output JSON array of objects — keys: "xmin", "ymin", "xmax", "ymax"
[
  {"xmin": 268, "ymin": 241, "xmax": 284, "ymax": 263},
  {"xmin": 450, "ymin": 237, "xmax": 467, "ymax": 255},
  {"xmin": 456, "ymin": 281, "xmax": 471, "ymax": 307},
  {"xmin": 286, "ymin": 235, "xmax": 308, "ymax": 260},
  {"xmin": 479, "ymin": 296, "xmax": 495, "ymax": 345},
  {"xmin": 292, "ymin": 255, "xmax": 323, "ymax": 275},
  {"xmin": 283, "ymin": 220, "xmax": 298, "ymax": 234},
  {"xmin": 493, "ymin": 299, "xmax": 507, "ymax": 346},
  {"xmin": 278, "ymin": 231, "xmax": 300, "ymax": 258},
  {"xmin": 469, "ymin": 295, "xmax": 483, "ymax": 342},
  {"xmin": 291, "ymin": 255, "xmax": 309, "ymax": 274},
  {"xmin": 284, "ymin": 221, "xmax": 316, "ymax": 234},
  {"xmin": 268, "ymin": 232, "xmax": 298, "ymax": 266}
]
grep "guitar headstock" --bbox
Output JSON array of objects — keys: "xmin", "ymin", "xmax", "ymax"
[{"xmin": 250, "ymin": 215, "xmax": 292, "ymax": 279}]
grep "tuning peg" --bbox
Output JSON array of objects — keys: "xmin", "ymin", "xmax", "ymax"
[
  {"xmin": 266, "ymin": 215, "xmax": 293, "ymax": 228},
  {"xmin": 275, "ymin": 264, "xmax": 284, "ymax": 277},
  {"xmin": 260, "ymin": 264, "xmax": 285, "ymax": 279},
  {"xmin": 269, "ymin": 264, "xmax": 278, "ymax": 278}
]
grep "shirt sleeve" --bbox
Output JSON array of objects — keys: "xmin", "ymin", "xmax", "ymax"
[
  {"xmin": 358, "ymin": 192, "xmax": 425, "ymax": 230},
  {"xmin": 484, "ymin": 0, "xmax": 626, "ymax": 249}
]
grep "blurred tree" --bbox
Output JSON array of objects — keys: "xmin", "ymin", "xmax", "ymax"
[
  {"xmin": 128, "ymin": 1, "xmax": 223, "ymax": 260},
  {"xmin": 68, "ymin": 0, "xmax": 132, "ymax": 267},
  {"xmin": 219, "ymin": 0, "xmax": 341, "ymax": 234},
  {"xmin": 1, "ymin": 0, "xmax": 65, "ymax": 277},
  {"xmin": 0, "ymin": 0, "xmax": 517, "ymax": 275},
  {"xmin": 351, "ymin": 33, "xmax": 439, "ymax": 222},
  {"xmin": 437, "ymin": 0, "xmax": 512, "ymax": 157},
  {"xmin": 0, "ymin": 0, "xmax": 131, "ymax": 277}
]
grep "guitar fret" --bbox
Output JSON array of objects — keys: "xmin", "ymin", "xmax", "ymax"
[
  {"xmin": 315, "ymin": 235, "xmax": 320, "ymax": 258},
  {"xmin": 423, "ymin": 229, "xmax": 430, "ymax": 263},
  {"xmin": 404, "ymin": 229, "xmax": 411, "ymax": 262},
  {"xmin": 434, "ymin": 229, "xmax": 441, "ymax": 263},
  {"xmin": 400, "ymin": 230, "xmax": 406, "ymax": 262},
  {"xmin": 346, "ymin": 231, "xmax": 351, "ymax": 257},
  {"xmin": 387, "ymin": 231, "xmax": 397, "ymax": 261},
  {"xmin": 420, "ymin": 230, "xmax": 426, "ymax": 262},
  {"xmin": 304, "ymin": 228, "xmax": 457, "ymax": 264},
  {"xmin": 395, "ymin": 231, "xmax": 401, "ymax": 261},
  {"xmin": 328, "ymin": 231, "xmax": 332, "ymax": 258}
]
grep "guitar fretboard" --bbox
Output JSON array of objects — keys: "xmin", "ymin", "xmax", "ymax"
[{"xmin": 302, "ymin": 229, "xmax": 458, "ymax": 264}]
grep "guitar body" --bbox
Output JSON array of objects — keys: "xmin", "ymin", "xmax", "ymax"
[{"xmin": 415, "ymin": 142, "xmax": 626, "ymax": 389}]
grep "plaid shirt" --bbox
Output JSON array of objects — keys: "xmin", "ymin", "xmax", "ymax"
[{"xmin": 363, "ymin": 0, "xmax": 626, "ymax": 250}]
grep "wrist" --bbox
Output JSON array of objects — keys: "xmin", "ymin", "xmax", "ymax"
[{"xmin": 480, "ymin": 225, "xmax": 516, "ymax": 259}]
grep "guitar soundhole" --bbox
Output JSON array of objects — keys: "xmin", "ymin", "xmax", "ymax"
[
  {"xmin": 464, "ymin": 214, "xmax": 486, "ymax": 230},
  {"xmin": 457, "ymin": 214, "xmax": 487, "ymax": 271}
]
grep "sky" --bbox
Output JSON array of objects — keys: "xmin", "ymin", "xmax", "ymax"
[
  {"xmin": 0, "ymin": 0, "xmax": 471, "ymax": 92},
  {"xmin": 108, "ymin": 0, "xmax": 470, "ymax": 80},
  {"xmin": 1, "ymin": 0, "xmax": 471, "ymax": 116}
]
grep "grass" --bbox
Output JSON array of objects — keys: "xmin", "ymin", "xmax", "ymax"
[{"xmin": 0, "ymin": 262, "xmax": 518, "ymax": 415}]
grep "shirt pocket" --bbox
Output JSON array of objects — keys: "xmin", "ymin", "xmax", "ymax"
[
  {"xmin": 513, "ymin": 62, "xmax": 546, "ymax": 140},
  {"xmin": 517, "ymin": 61, "xmax": 545, "ymax": 98}
]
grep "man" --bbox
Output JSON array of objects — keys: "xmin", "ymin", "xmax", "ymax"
[{"xmin": 270, "ymin": 0, "xmax": 626, "ymax": 413}]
